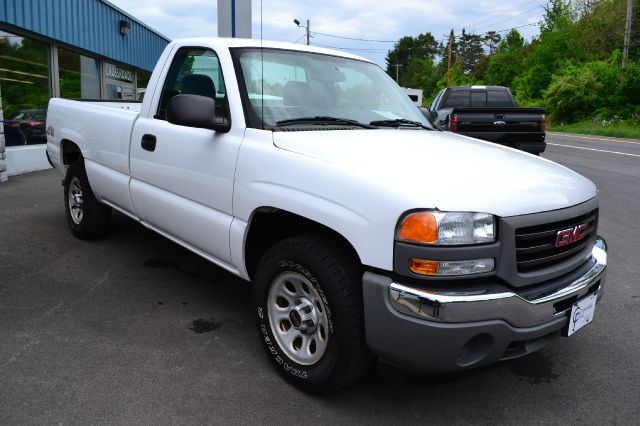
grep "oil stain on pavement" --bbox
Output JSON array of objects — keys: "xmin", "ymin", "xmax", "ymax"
[
  {"xmin": 509, "ymin": 352, "xmax": 559, "ymax": 384},
  {"xmin": 189, "ymin": 318, "xmax": 222, "ymax": 334}
]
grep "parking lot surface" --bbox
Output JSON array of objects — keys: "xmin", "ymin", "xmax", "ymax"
[{"xmin": 1, "ymin": 133, "xmax": 639, "ymax": 424}]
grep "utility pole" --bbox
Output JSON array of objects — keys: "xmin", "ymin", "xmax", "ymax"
[
  {"xmin": 293, "ymin": 18, "xmax": 311, "ymax": 45},
  {"xmin": 393, "ymin": 64, "xmax": 401, "ymax": 83},
  {"xmin": 446, "ymin": 32, "xmax": 454, "ymax": 87},
  {"xmin": 622, "ymin": 0, "xmax": 633, "ymax": 72}
]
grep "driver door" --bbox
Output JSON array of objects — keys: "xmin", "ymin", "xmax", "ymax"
[{"xmin": 129, "ymin": 47, "xmax": 242, "ymax": 266}]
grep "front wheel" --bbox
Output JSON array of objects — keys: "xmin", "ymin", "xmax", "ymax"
[
  {"xmin": 253, "ymin": 236, "xmax": 375, "ymax": 393},
  {"xmin": 64, "ymin": 160, "xmax": 111, "ymax": 239}
]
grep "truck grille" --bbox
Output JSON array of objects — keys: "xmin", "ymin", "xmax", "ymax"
[{"xmin": 515, "ymin": 209, "xmax": 598, "ymax": 273}]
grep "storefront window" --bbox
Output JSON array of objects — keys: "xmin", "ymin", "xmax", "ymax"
[
  {"xmin": 59, "ymin": 48, "xmax": 100, "ymax": 99},
  {"xmin": 104, "ymin": 62, "xmax": 135, "ymax": 100},
  {"xmin": 0, "ymin": 30, "xmax": 50, "ymax": 146},
  {"xmin": 136, "ymin": 69, "xmax": 151, "ymax": 101}
]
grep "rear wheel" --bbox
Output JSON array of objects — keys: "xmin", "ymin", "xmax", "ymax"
[
  {"xmin": 253, "ymin": 236, "xmax": 375, "ymax": 393},
  {"xmin": 64, "ymin": 160, "xmax": 111, "ymax": 239}
]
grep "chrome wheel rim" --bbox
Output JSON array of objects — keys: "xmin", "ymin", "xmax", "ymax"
[
  {"xmin": 267, "ymin": 271, "xmax": 330, "ymax": 365},
  {"xmin": 68, "ymin": 177, "xmax": 84, "ymax": 225}
]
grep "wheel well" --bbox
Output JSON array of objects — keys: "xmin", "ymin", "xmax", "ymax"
[
  {"xmin": 61, "ymin": 139, "xmax": 82, "ymax": 165},
  {"xmin": 244, "ymin": 208, "xmax": 362, "ymax": 280}
]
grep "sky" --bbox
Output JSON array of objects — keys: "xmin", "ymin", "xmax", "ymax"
[{"xmin": 107, "ymin": 0, "xmax": 548, "ymax": 68}]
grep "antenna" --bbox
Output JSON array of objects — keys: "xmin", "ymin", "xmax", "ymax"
[{"xmin": 261, "ymin": 0, "xmax": 264, "ymax": 130}]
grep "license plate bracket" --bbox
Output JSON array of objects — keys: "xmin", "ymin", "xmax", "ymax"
[{"xmin": 564, "ymin": 293, "xmax": 597, "ymax": 337}]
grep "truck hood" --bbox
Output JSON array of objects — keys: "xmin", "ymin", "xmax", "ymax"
[{"xmin": 272, "ymin": 129, "xmax": 596, "ymax": 217}]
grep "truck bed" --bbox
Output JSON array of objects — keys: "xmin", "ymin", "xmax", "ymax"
[{"xmin": 46, "ymin": 98, "xmax": 142, "ymax": 210}]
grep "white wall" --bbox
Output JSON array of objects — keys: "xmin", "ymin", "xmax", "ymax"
[{"xmin": 5, "ymin": 145, "xmax": 52, "ymax": 176}]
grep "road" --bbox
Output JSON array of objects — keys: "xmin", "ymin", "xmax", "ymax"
[{"xmin": 1, "ymin": 132, "xmax": 639, "ymax": 424}]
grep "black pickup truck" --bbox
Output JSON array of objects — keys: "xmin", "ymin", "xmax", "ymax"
[{"xmin": 425, "ymin": 86, "xmax": 546, "ymax": 154}]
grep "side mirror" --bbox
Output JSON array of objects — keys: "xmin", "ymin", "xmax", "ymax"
[
  {"xmin": 166, "ymin": 94, "xmax": 230, "ymax": 133},
  {"xmin": 417, "ymin": 106, "xmax": 430, "ymax": 121}
]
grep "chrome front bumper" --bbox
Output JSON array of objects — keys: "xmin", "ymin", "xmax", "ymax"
[{"xmin": 389, "ymin": 237, "xmax": 607, "ymax": 328}]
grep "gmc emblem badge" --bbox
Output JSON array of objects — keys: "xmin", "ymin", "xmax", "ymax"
[{"xmin": 555, "ymin": 224, "xmax": 588, "ymax": 247}]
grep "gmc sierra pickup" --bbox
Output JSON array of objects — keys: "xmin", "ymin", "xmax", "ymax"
[
  {"xmin": 427, "ymin": 86, "xmax": 546, "ymax": 154},
  {"xmin": 46, "ymin": 38, "xmax": 608, "ymax": 393}
]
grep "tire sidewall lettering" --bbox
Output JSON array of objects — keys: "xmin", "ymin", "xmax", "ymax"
[
  {"xmin": 259, "ymin": 310, "xmax": 309, "ymax": 380},
  {"xmin": 256, "ymin": 259, "xmax": 336, "ymax": 382}
]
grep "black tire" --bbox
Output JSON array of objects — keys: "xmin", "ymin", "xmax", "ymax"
[
  {"xmin": 253, "ymin": 236, "xmax": 375, "ymax": 393},
  {"xmin": 63, "ymin": 160, "xmax": 111, "ymax": 239}
]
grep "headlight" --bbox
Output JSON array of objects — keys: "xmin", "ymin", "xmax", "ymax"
[{"xmin": 397, "ymin": 211, "xmax": 495, "ymax": 245}]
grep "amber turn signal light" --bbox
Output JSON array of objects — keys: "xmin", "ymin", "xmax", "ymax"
[
  {"xmin": 398, "ymin": 212, "xmax": 438, "ymax": 244},
  {"xmin": 408, "ymin": 258, "xmax": 439, "ymax": 275}
]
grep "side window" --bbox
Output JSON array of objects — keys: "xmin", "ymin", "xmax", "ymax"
[
  {"xmin": 470, "ymin": 91, "xmax": 487, "ymax": 107},
  {"xmin": 441, "ymin": 90, "xmax": 470, "ymax": 108},
  {"xmin": 156, "ymin": 47, "xmax": 227, "ymax": 120},
  {"xmin": 487, "ymin": 90, "xmax": 514, "ymax": 107}
]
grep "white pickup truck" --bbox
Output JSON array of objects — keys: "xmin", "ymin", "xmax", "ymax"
[{"xmin": 46, "ymin": 38, "xmax": 608, "ymax": 392}]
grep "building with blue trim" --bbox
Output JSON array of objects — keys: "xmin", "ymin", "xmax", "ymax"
[{"xmin": 0, "ymin": 0, "xmax": 171, "ymax": 178}]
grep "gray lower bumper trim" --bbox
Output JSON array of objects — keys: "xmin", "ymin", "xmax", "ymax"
[{"xmin": 389, "ymin": 237, "xmax": 607, "ymax": 328}]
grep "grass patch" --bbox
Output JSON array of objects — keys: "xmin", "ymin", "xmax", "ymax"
[{"xmin": 548, "ymin": 120, "xmax": 640, "ymax": 139}]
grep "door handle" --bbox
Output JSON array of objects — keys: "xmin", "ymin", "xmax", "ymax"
[{"xmin": 141, "ymin": 134, "xmax": 157, "ymax": 152}]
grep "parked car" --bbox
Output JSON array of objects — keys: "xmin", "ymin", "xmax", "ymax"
[
  {"xmin": 427, "ymin": 86, "xmax": 546, "ymax": 154},
  {"xmin": 2, "ymin": 119, "xmax": 26, "ymax": 146},
  {"xmin": 46, "ymin": 38, "xmax": 607, "ymax": 392},
  {"xmin": 3, "ymin": 109, "xmax": 47, "ymax": 145}
]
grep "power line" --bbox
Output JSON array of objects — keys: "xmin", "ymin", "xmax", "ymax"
[
  {"xmin": 437, "ymin": 22, "xmax": 541, "ymax": 44},
  {"xmin": 309, "ymin": 21, "xmax": 545, "ymax": 57},
  {"xmin": 311, "ymin": 31, "xmax": 395, "ymax": 43},
  {"xmin": 312, "ymin": 43, "xmax": 389, "ymax": 52},
  {"xmin": 475, "ymin": 4, "xmax": 545, "ymax": 32},
  {"xmin": 495, "ymin": 22, "xmax": 540, "ymax": 33},
  {"xmin": 469, "ymin": 0, "xmax": 541, "ymax": 28}
]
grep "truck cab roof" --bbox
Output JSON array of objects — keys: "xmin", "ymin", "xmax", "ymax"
[
  {"xmin": 167, "ymin": 37, "xmax": 372, "ymax": 64},
  {"xmin": 445, "ymin": 85, "xmax": 509, "ymax": 91}
]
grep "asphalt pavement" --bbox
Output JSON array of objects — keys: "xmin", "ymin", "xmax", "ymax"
[{"xmin": 1, "ymin": 132, "xmax": 639, "ymax": 424}]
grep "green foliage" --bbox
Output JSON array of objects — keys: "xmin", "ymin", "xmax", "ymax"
[
  {"xmin": 484, "ymin": 30, "xmax": 525, "ymax": 88},
  {"xmin": 387, "ymin": 0, "xmax": 638, "ymax": 127},
  {"xmin": 457, "ymin": 29, "xmax": 485, "ymax": 76},
  {"xmin": 548, "ymin": 118, "xmax": 640, "ymax": 139},
  {"xmin": 484, "ymin": 31, "xmax": 502, "ymax": 54},
  {"xmin": 404, "ymin": 57, "xmax": 440, "ymax": 102},
  {"xmin": 0, "ymin": 37, "xmax": 50, "ymax": 116},
  {"xmin": 619, "ymin": 62, "xmax": 640, "ymax": 108},
  {"xmin": 385, "ymin": 33, "xmax": 439, "ymax": 87},
  {"xmin": 544, "ymin": 66, "xmax": 604, "ymax": 123},
  {"xmin": 543, "ymin": 54, "xmax": 640, "ymax": 123}
]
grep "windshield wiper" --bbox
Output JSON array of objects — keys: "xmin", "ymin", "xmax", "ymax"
[
  {"xmin": 369, "ymin": 119, "xmax": 432, "ymax": 130},
  {"xmin": 275, "ymin": 116, "xmax": 375, "ymax": 129}
]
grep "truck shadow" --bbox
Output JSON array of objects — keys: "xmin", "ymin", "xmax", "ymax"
[{"xmin": 105, "ymin": 211, "xmax": 560, "ymax": 400}]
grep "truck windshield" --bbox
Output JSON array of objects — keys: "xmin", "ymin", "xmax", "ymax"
[{"xmin": 232, "ymin": 48, "xmax": 432, "ymax": 129}]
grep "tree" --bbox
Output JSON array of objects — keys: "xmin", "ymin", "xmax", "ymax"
[
  {"xmin": 540, "ymin": 0, "xmax": 575, "ymax": 34},
  {"xmin": 484, "ymin": 31, "xmax": 502, "ymax": 54},
  {"xmin": 512, "ymin": 1, "xmax": 577, "ymax": 102},
  {"xmin": 404, "ymin": 57, "xmax": 440, "ymax": 102},
  {"xmin": 484, "ymin": 30, "xmax": 526, "ymax": 88},
  {"xmin": 457, "ymin": 29, "xmax": 485, "ymax": 76},
  {"xmin": 385, "ymin": 33, "xmax": 438, "ymax": 85}
]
